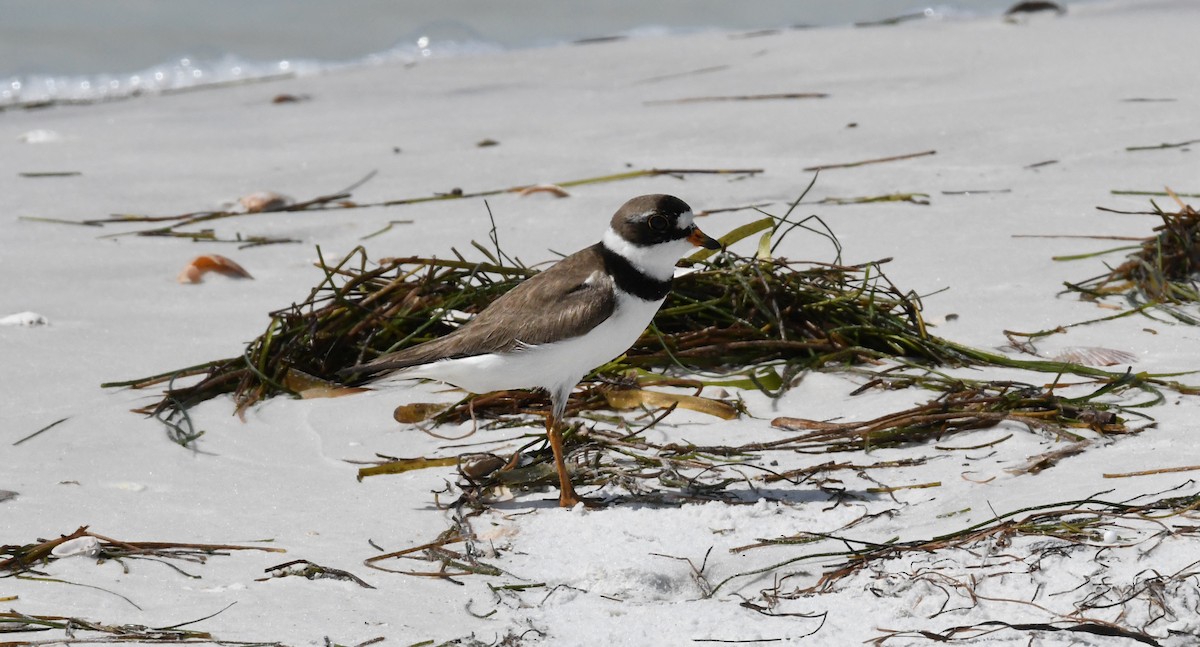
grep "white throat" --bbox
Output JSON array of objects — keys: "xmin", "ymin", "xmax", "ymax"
[{"xmin": 602, "ymin": 227, "xmax": 693, "ymax": 282}]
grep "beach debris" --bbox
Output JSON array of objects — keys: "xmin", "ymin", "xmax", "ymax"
[
  {"xmin": 515, "ymin": 183, "xmax": 570, "ymax": 198},
  {"xmin": 357, "ymin": 456, "xmax": 460, "ymax": 480},
  {"xmin": 237, "ymin": 190, "xmax": 294, "ymax": 213},
  {"xmin": 12, "ymin": 416, "xmax": 70, "ymax": 446},
  {"xmin": 771, "ymin": 380, "xmax": 1130, "ymax": 454},
  {"xmin": 49, "ymin": 535, "xmax": 102, "ymax": 558},
  {"xmin": 109, "ymin": 188, "xmax": 1192, "ymax": 453},
  {"xmin": 0, "ymin": 604, "xmax": 262, "ymax": 644},
  {"xmin": 282, "ymin": 368, "xmax": 366, "ymax": 399},
  {"xmin": 360, "ymin": 219, "xmax": 415, "ymax": 240},
  {"xmin": 1005, "ymin": 1, "xmax": 1066, "ymax": 17},
  {"xmin": 17, "ymin": 129, "xmax": 62, "ymax": 143},
  {"xmin": 260, "ymin": 559, "xmax": 374, "ymax": 588},
  {"xmin": 602, "ymin": 388, "xmax": 738, "ymax": 419},
  {"xmin": 573, "ymin": 35, "xmax": 625, "ymax": 45},
  {"xmin": 393, "ymin": 402, "xmax": 449, "ymax": 423},
  {"xmin": 818, "ymin": 192, "xmax": 930, "ymax": 206},
  {"xmin": 876, "ymin": 620, "xmax": 1159, "ymax": 645},
  {"xmin": 63, "ymin": 168, "xmax": 758, "ymax": 244},
  {"xmin": 719, "ymin": 488, "xmax": 1199, "ymax": 605},
  {"xmin": 383, "ymin": 376, "xmax": 743, "ymax": 435},
  {"xmin": 459, "ymin": 454, "xmax": 508, "ymax": 480},
  {"xmin": 0, "ymin": 490, "xmax": 17, "ymax": 503},
  {"xmin": 696, "ymin": 201, "xmax": 773, "ymax": 217},
  {"xmin": 803, "ymin": 149, "xmax": 936, "ymax": 172},
  {"xmin": 1025, "ymin": 159, "xmax": 1058, "ymax": 169},
  {"xmin": 0, "ymin": 525, "xmax": 284, "ymax": 577},
  {"xmin": 177, "ymin": 254, "xmax": 254, "ymax": 283},
  {"xmin": 943, "ymin": 188, "xmax": 1012, "ymax": 195},
  {"xmin": 1050, "ymin": 346, "xmax": 1137, "ymax": 366},
  {"xmin": 19, "ymin": 171, "xmax": 81, "ymax": 178},
  {"xmin": 856, "ymin": 11, "xmax": 933, "ymax": 27},
  {"xmin": 0, "ymin": 311, "xmax": 48, "ymax": 326},
  {"xmin": 271, "ymin": 93, "xmax": 310, "ymax": 104},
  {"xmin": 1112, "ymin": 189, "xmax": 1200, "ymax": 198},
  {"xmin": 363, "ymin": 515, "xmax": 503, "ymax": 579},
  {"xmin": 1126, "ymin": 137, "xmax": 1200, "ymax": 152},
  {"xmin": 1063, "ymin": 192, "xmax": 1200, "ymax": 323},
  {"xmin": 1104, "ymin": 464, "xmax": 1200, "ymax": 478},
  {"xmin": 729, "ymin": 28, "xmax": 783, "ymax": 38},
  {"xmin": 476, "ymin": 138, "xmax": 499, "ymax": 147},
  {"xmin": 116, "ymin": 211, "xmax": 961, "ymax": 425},
  {"xmin": 1006, "ymin": 440, "xmax": 1091, "ymax": 475},
  {"xmin": 645, "ymin": 92, "xmax": 828, "ymax": 106},
  {"xmin": 634, "ymin": 65, "xmax": 729, "ymax": 85}
]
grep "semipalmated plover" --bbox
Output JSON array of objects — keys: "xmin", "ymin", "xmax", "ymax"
[{"xmin": 347, "ymin": 194, "xmax": 720, "ymax": 507}]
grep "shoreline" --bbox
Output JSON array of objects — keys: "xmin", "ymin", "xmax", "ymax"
[{"xmin": 1, "ymin": 0, "xmax": 1092, "ymax": 109}]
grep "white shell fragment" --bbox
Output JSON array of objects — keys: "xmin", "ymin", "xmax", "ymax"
[
  {"xmin": 51, "ymin": 535, "xmax": 103, "ymax": 558},
  {"xmin": 18, "ymin": 129, "xmax": 63, "ymax": 144},
  {"xmin": 1051, "ymin": 346, "xmax": 1137, "ymax": 367},
  {"xmin": 0, "ymin": 311, "xmax": 49, "ymax": 326}
]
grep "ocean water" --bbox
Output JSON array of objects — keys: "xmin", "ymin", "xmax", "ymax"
[{"xmin": 0, "ymin": 0, "xmax": 1077, "ymax": 106}]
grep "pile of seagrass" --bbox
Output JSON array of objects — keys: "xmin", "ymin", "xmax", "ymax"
[
  {"xmin": 1070, "ymin": 195, "xmax": 1200, "ymax": 322},
  {"xmin": 109, "ymin": 214, "xmax": 971, "ymax": 439}
]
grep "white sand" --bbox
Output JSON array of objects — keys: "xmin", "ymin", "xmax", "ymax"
[{"xmin": 4, "ymin": 1, "xmax": 1200, "ymax": 645}]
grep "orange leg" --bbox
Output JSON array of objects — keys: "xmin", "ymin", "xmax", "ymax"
[{"xmin": 546, "ymin": 415, "xmax": 582, "ymax": 507}]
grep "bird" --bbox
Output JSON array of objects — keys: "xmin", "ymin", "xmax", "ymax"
[{"xmin": 345, "ymin": 194, "xmax": 720, "ymax": 507}]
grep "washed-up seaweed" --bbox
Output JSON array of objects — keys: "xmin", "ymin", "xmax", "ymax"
[
  {"xmin": 106, "ymin": 192, "xmax": 1194, "ymax": 449},
  {"xmin": 106, "ymin": 202, "xmax": 967, "ymax": 432},
  {"xmin": 1066, "ymin": 194, "xmax": 1200, "ymax": 323},
  {"xmin": 0, "ymin": 526, "xmax": 283, "ymax": 578},
  {"xmin": 348, "ymin": 369, "xmax": 1150, "ymax": 511}
]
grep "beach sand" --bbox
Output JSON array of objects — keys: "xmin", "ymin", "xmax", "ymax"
[{"xmin": 3, "ymin": 1, "xmax": 1200, "ymax": 644}]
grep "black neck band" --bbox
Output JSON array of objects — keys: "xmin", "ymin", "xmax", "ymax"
[{"xmin": 599, "ymin": 245, "xmax": 671, "ymax": 302}]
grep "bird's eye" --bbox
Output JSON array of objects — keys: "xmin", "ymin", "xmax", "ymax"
[{"xmin": 647, "ymin": 214, "xmax": 670, "ymax": 232}]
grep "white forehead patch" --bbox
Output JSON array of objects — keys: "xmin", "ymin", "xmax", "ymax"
[
  {"xmin": 635, "ymin": 208, "xmax": 694, "ymax": 230},
  {"xmin": 675, "ymin": 210, "xmax": 695, "ymax": 230}
]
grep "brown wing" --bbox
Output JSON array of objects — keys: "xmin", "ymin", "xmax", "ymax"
[{"xmin": 353, "ymin": 244, "xmax": 616, "ymax": 375}]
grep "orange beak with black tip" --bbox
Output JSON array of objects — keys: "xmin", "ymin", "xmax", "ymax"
[{"xmin": 687, "ymin": 226, "xmax": 721, "ymax": 250}]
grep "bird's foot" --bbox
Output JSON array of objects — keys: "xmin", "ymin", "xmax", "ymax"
[{"xmin": 558, "ymin": 489, "xmax": 605, "ymax": 509}]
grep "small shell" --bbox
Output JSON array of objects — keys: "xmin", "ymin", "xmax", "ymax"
[
  {"xmin": 0, "ymin": 311, "xmax": 49, "ymax": 326},
  {"xmin": 238, "ymin": 191, "xmax": 293, "ymax": 213},
  {"xmin": 51, "ymin": 535, "xmax": 102, "ymax": 558},
  {"xmin": 1051, "ymin": 347, "xmax": 1137, "ymax": 366},
  {"xmin": 18, "ymin": 129, "xmax": 63, "ymax": 144},
  {"xmin": 459, "ymin": 454, "xmax": 508, "ymax": 480},
  {"xmin": 177, "ymin": 255, "xmax": 254, "ymax": 284}
]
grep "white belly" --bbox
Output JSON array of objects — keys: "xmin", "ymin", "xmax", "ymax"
[{"xmin": 401, "ymin": 292, "xmax": 663, "ymax": 398}]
